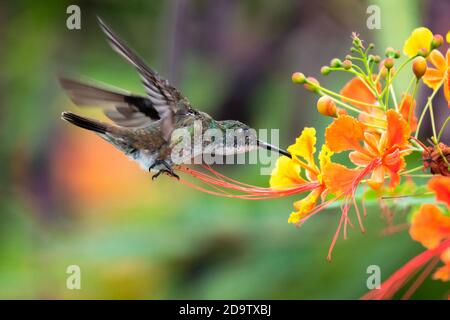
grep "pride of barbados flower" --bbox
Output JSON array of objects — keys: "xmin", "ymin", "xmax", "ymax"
[
  {"xmin": 271, "ymin": 28, "xmax": 450, "ymax": 271},
  {"xmin": 270, "ymin": 128, "xmax": 334, "ymax": 224},
  {"xmin": 325, "ymin": 111, "xmax": 411, "ymax": 190},
  {"xmin": 177, "ymin": 26, "xmax": 450, "ymax": 298}
]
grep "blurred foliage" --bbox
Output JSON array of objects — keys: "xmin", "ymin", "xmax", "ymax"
[{"xmin": 0, "ymin": 0, "xmax": 448, "ymax": 299}]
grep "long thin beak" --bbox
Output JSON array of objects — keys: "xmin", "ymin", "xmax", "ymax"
[{"xmin": 257, "ymin": 140, "xmax": 292, "ymax": 158}]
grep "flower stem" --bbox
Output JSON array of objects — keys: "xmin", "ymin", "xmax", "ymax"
[
  {"xmin": 409, "ymin": 79, "xmax": 419, "ymax": 126},
  {"xmin": 414, "ymin": 80, "xmax": 444, "ymax": 139},
  {"xmin": 437, "ymin": 116, "xmax": 450, "ymax": 142}
]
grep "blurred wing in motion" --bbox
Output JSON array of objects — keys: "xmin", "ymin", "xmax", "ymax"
[
  {"xmin": 59, "ymin": 77, "xmax": 160, "ymax": 128},
  {"xmin": 97, "ymin": 16, "xmax": 187, "ymax": 140}
]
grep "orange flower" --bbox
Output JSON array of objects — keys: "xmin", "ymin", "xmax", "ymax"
[
  {"xmin": 409, "ymin": 176, "xmax": 450, "ymax": 282},
  {"xmin": 428, "ymin": 175, "xmax": 450, "ymax": 207},
  {"xmin": 422, "ymin": 49, "xmax": 450, "ymax": 106},
  {"xmin": 325, "ymin": 111, "xmax": 411, "ymax": 190},
  {"xmin": 410, "ymin": 204, "xmax": 450, "ymax": 249}
]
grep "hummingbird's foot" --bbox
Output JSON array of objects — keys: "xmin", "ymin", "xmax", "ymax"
[
  {"xmin": 149, "ymin": 160, "xmax": 180, "ymax": 180},
  {"xmin": 151, "ymin": 169, "xmax": 180, "ymax": 180}
]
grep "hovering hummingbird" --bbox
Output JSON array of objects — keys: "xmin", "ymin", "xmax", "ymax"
[{"xmin": 60, "ymin": 17, "xmax": 290, "ymax": 180}]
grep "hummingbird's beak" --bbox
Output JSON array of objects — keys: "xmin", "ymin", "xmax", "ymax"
[{"xmin": 257, "ymin": 140, "xmax": 292, "ymax": 158}]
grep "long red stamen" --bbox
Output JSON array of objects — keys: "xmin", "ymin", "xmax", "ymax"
[
  {"xmin": 309, "ymin": 158, "xmax": 381, "ymax": 261},
  {"xmin": 175, "ymin": 165, "xmax": 320, "ymax": 200},
  {"xmin": 361, "ymin": 238, "xmax": 450, "ymax": 300}
]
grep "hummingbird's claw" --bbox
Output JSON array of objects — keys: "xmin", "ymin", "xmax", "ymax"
[
  {"xmin": 151, "ymin": 171, "xmax": 163, "ymax": 180},
  {"xmin": 151, "ymin": 169, "xmax": 180, "ymax": 180},
  {"xmin": 150, "ymin": 160, "xmax": 179, "ymax": 181}
]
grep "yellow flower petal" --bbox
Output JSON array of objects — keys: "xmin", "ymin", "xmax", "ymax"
[
  {"xmin": 446, "ymin": 31, "xmax": 450, "ymax": 44},
  {"xmin": 287, "ymin": 127, "xmax": 317, "ymax": 167},
  {"xmin": 403, "ymin": 27, "xmax": 433, "ymax": 57},
  {"xmin": 270, "ymin": 156, "xmax": 305, "ymax": 189},
  {"xmin": 317, "ymin": 144, "xmax": 333, "ymax": 184},
  {"xmin": 288, "ymin": 188, "xmax": 322, "ymax": 224},
  {"xmin": 318, "ymin": 144, "xmax": 333, "ymax": 170}
]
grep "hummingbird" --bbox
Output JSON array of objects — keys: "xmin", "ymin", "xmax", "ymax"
[{"xmin": 60, "ymin": 17, "xmax": 290, "ymax": 180}]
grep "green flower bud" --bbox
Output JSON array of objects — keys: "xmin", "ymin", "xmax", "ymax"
[
  {"xmin": 292, "ymin": 72, "xmax": 306, "ymax": 84},
  {"xmin": 320, "ymin": 66, "xmax": 331, "ymax": 75},
  {"xmin": 330, "ymin": 58, "xmax": 342, "ymax": 68},
  {"xmin": 304, "ymin": 77, "xmax": 320, "ymax": 92},
  {"xmin": 431, "ymin": 34, "xmax": 444, "ymax": 49},
  {"xmin": 342, "ymin": 59, "xmax": 352, "ymax": 70},
  {"xmin": 385, "ymin": 47, "xmax": 396, "ymax": 57}
]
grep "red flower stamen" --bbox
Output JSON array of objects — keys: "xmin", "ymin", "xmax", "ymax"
[
  {"xmin": 361, "ymin": 238, "xmax": 450, "ymax": 300},
  {"xmin": 175, "ymin": 165, "xmax": 320, "ymax": 200}
]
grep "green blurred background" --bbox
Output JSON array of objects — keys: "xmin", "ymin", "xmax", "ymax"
[{"xmin": 0, "ymin": 0, "xmax": 449, "ymax": 299}]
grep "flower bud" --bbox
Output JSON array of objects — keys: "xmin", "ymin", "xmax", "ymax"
[
  {"xmin": 316, "ymin": 96, "xmax": 337, "ymax": 117},
  {"xmin": 385, "ymin": 47, "xmax": 396, "ymax": 57},
  {"xmin": 330, "ymin": 58, "xmax": 342, "ymax": 68},
  {"xmin": 374, "ymin": 55, "xmax": 381, "ymax": 63},
  {"xmin": 320, "ymin": 66, "xmax": 331, "ymax": 75},
  {"xmin": 342, "ymin": 59, "xmax": 352, "ymax": 70},
  {"xmin": 417, "ymin": 47, "xmax": 429, "ymax": 57},
  {"xmin": 383, "ymin": 57, "xmax": 394, "ymax": 70},
  {"xmin": 393, "ymin": 50, "xmax": 401, "ymax": 59},
  {"xmin": 292, "ymin": 72, "xmax": 306, "ymax": 84},
  {"xmin": 412, "ymin": 56, "xmax": 427, "ymax": 79},
  {"xmin": 352, "ymin": 37, "xmax": 362, "ymax": 48},
  {"xmin": 304, "ymin": 77, "xmax": 320, "ymax": 92},
  {"xmin": 431, "ymin": 34, "xmax": 443, "ymax": 49},
  {"xmin": 447, "ymin": 31, "xmax": 450, "ymax": 44}
]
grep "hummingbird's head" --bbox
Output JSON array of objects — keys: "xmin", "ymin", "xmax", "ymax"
[
  {"xmin": 217, "ymin": 120, "xmax": 251, "ymax": 131},
  {"xmin": 215, "ymin": 120, "xmax": 258, "ymax": 154}
]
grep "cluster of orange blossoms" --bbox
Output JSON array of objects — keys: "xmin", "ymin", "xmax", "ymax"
[
  {"xmin": 269, "ymin": 27, "xmax": 450, "ymax": 297},
  {"xmin": 181, "ymin": 27, "xmax": 450, "ymax": 299}
]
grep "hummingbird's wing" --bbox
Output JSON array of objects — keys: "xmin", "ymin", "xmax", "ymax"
[
  {"xmin": 97, "ymin": 16, "xmax": 185, "ymax": 141},
  {"xmin": 59, "ymin": 77, "xmax": 160, "ymax": 127}
]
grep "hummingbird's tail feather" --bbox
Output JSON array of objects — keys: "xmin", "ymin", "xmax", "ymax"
[
  {"xmin": 257, "ymin": 140, "xmax": 291, "ymax": 158},
  {"xmin": 61, "ymin": 112, "xmax": 108, "ymax": 134},
  {"xmin": 59, "ymin": 77, "xmax": 132, "ymax": 107},
  {"xmin": 59, "ymin": 77, "xmax": 160, "ymax": 126}
]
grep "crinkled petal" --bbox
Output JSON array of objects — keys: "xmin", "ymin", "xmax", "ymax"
[
  {"xmin": 322, "ymin": 162, "xmax": 363, "ymax": 195},
  {"xmin": 318, "ymin": 144, "xmax": 333, "ymax": 170},
  {"xmin": 325, "ymin": 115, "xmax": 365, "ymax": 153},
  {"xmin": 287, "ymin": 127, "xmax": 317, "ymax": 168},
  {"xmin": 386, "ymin": 110, "xmax": 411, "ymax": 148},
  {"xmin": 288, "ymin": 187, "xmax": 323, "ymax": 224}
]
